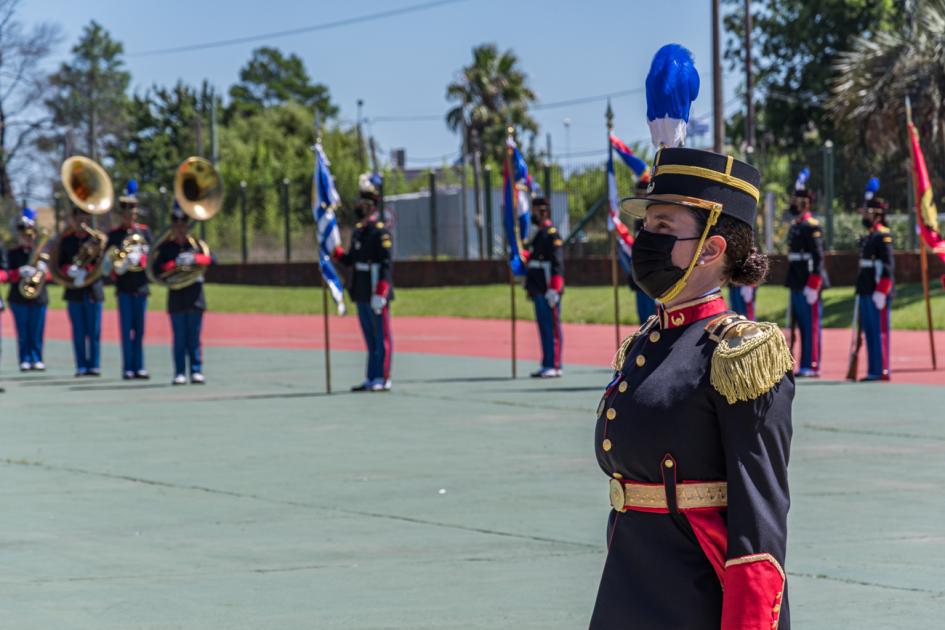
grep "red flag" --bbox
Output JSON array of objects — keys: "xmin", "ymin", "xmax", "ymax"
[{"xmin": 908, "ymin": 122, "xmax": 945, "ymax": 273}]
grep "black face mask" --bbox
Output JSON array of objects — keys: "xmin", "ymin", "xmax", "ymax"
[
  {"xmin": 631, "ymin": 229, "xmax": 702, "ymax": 300},
  {"xmin": 861, "ymin": 216, "xmax": 874, "ymax": 229},
  {"xmin": 788, "ymin": 204, "xmax": 800, "ymax": 216}
]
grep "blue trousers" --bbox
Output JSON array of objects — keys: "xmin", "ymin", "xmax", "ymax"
[
  {"xmin": 789, "ymin": 290, "xmax": 822, "ymax": 372},
  {"xmin": 117, "ymin": 293, "xmax": 148, "ymax": 373},
  {"xmin": 170, "ymin": 310, "xmax": 203, "ymax": 376},
  {"xmin": 729, "ymin": 286, "xmax": 756, "ymax": 320},
  {"xmin": 633, "ymin": 290, "xmax": 656, "ymax": 324},
  {"xmin": 10, "ymin": 302, "xmax": 46, "ymax": 364},
  {"xmin": 356, "ymin": 302, "xmax": 392, "ymax": 381},
  {"xmin": 859, "ymin": 294, "xmax": 891, "ymax": 380},
  {"xmin": 67, "ymin": 299, "xmax": 102, "ymax": 372},
  {"xmin": 533, "ymin": 294, "xmax": 563, "ymax": 370}
]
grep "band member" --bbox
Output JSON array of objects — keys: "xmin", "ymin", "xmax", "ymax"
[
  {"xmin": 591, "ymin": 45, "xmax": 794, "ymax": 630},
  {"xmin": 524, "ymin": 197, "xmax": 564, "ymax": 377},
  {"xmin": 4, "ymin": 209, "xmax": 49, "ymax": 370},
  {"xmin": 335, "ymin": 174, "xmax": 394, "ymax": 392},
  {"xmin": 153, "ymin": 204, "xmax": 212, "ymax": 385},
  {"xmin": 59, "ymin": 206, "xmax": 105, "ymax": 376},
  {"xmin": 856, "ymin": 180, "xmax": 894, "ymax": 381},
  {"xmin": 628, "ymin": 219, "xmax": 657, "ymax": 323},
  {"xmin": 107, "ymin": 180, "xmax": 152, "ymax": 379},
  {"xmin": 728, "ymin": 283, "xmax": 756, "ymax": 320},
  {"xmin": 783, "ymin": 168, "xmax": 825, "ymax": 377}
]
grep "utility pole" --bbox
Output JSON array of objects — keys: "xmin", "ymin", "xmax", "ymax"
[
  {"xmin": 712, "ymin": 0, "xmax": 723, "ymax": 153},
  {"xmin": 356, "ymin": 99, "xmax": 366, "ymax": 169},
  {"xmin": 744, "ymin": 0, "xmax": 755, "ymax": 151}
]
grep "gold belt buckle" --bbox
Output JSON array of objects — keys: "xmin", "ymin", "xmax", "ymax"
[{"xmin": 609, "ymin": 478, "xmax": 627, "ymax": 513}]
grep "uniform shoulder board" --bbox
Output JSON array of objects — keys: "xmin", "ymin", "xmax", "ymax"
[
  {"xmin": 883, "ymin": 235, "xmax": 892, "ymax": 243},
  {"xmin": 355, "ymin": 221, "xmax": 363, "ymax": 229},
  {"xmin": 709, "ymin": 319, "xmax": 794, "ymax": 404},
  {"xmin": 806, "ymin": 217, "xmax": 820, "ymax": 226},
  {"xmin": 612, "ymin": 316, "xmax": 658, "ymax": 370},
  {"xmin": 376, "ymin": 221, "xmax": 384, "ymax": 229},
  {"xmin": 547, "ymin": 227, "xmax": 557, "ymax": 234}
]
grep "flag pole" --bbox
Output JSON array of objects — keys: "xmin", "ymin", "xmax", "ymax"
[
  {"xmin": 507, "ymin": 126, "xmax": 518, "ymax": 379},
  {"xmin": 905, "ymin": 96, "xmax": 937, "ymax": 370},
  {"xmin": 606, "ymin": 101, "xmax": 620, "ymax": 349},
  {"xmin": 314, "ymin": 114, "xmax": 332, "ymax": 394}
]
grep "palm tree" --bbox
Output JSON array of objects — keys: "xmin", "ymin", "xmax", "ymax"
[
  {"xmin": 446, "ymin": 43, "xmax": 538, "ymax": 166},
  {"xmin": 830, "ymin": 1, "xmax": 945, "ymax": 153}
]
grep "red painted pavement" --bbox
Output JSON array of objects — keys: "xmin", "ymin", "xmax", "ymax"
[{"xmin": 5, "ymin": 309, "xmax": 944, "ymax": 385}]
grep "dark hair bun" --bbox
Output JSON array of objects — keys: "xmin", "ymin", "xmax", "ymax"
[{"xmin": 729, "ymin": 248, "xmax": 769, "ymax": 286}]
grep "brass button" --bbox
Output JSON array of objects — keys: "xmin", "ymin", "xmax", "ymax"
[
  {"xmin": 602, "ymin": 439, "xmax": 612, "ymax": 452},
  {"xmin": 618, "ymin": 381, "xmax": 628, "ymax": 393},
  {"xmin": 649, "ymin": 331, "xmax": 661, "ymax": 343},
  {"xmin": 606, "ymin": 408, "xmax": 616, "ymax": 420},
  {"xmin": 664, "ymin": 459, "xmax": 674, "ymax": 468},
  {"xmin": 612, "ymin": 472, "xmax": 623, "ymax": 479},
  {"xmin": 635, "ymin": 355, "xmax": 646, "ymax": 367}
]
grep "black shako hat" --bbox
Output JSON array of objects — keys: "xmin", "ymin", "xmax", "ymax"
[{"xmin": 620, "ymin": 147, "xmax": 761, "ymax": 228}]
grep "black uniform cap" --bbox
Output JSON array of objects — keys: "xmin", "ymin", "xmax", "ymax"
[{"xmin": 620, "ymin": 147, "xmax": 760, "ymax": 228}]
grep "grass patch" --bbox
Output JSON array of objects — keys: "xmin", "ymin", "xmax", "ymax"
[{"xmin": 43, "ymin": 282, "xmax": 945, "ymax": 330}]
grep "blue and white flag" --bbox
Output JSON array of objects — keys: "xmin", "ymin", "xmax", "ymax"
[
  {"xmin": 607, "ymin": 144, "xmax": 634, "ymax": 273},
  {"xmin": 503, "ymin": 135, "xmax": 532, "ymax": 276},
  {"xmin": 313, "ymin": 142, "xmax": 346, "ymax": 315}
]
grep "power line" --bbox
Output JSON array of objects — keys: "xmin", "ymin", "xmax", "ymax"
[{"xmin": 129, "ymin": 0, "xmax": 470, "ymax": 57}]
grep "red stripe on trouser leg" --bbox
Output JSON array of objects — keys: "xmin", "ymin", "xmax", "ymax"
[
  {"xmin": 381, "ymin": 305, "xmax": 393, "ymax": 380},
  {"xmin": 810, "ymin": 300, "xmax": 821, "ymax": 369},
  {"xmin": 746, "ymin": 300, "xmax": 755, "ymax": 321},
  {"xmin": 721, "ymin": 555, "xmax": 786, "ymax": 630},
  {"xmin": 880, "ymin": 302, "xmax": 891, "ymax": 380},
  {"xmin": 552, "ymin": 304, "xmax": 562, "ymax": 370},
  {"xmin": 685, "ymin": 510, "xmax": 728, "ymax": 585}
]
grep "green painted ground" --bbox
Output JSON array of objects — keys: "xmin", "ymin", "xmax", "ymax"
[
  {"xmin": 46, "ymin": 281, "xmax": 945, "ymax": 330},
  {"xmin": 0, "ymin": 341, "xmax": 943, "ymax": 628}
]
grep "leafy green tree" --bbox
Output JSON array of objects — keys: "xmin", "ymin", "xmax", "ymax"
[
  {"xmin": 445, "ymin": 43, "xmax": 538, "ymax": 165},
  {"xmin": 42, "ymin": 20, "xmax": 130, "ymax": 161},
  {"xmin": 723, "ymin": 0, "xmax": 898, "ymax": 149},
  {"xmin": 227, "ymin": 47, "xmax": 337, "ymax": 120}
]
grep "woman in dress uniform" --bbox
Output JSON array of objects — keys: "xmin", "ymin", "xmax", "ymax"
[{"xmin": 590, "ymin": 45, "xmax": 795, "ymax": 630}]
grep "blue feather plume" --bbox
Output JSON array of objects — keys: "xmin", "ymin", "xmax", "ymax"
[
  {"xmin": 864, "ymin": 176, "xmax": 879, "ymax": 200},
  {"xmin": 645, "ymin": 44, "xmax": 700, "ymax": 147},
  {"xmin": 125, "ymin": 179, "xmax": 138, "ymax": 196},
  {"xmin": 794, "ymin": 167, "xmax": 810, "ymax": 192},
  {"xmin": 21, "ymin": 207, "xmax": 36, "ymax": 223}
]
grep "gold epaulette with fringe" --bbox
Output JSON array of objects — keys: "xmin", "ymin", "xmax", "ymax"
[
  {"xmin": 708, "ymin": 316, "xmax": 794, "ymax": 404},
  {"xmin": 612, "ymin": 315, "xmax": 658, "ymax": 370}
]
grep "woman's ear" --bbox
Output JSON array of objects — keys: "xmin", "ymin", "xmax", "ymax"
[{"xmin": 699, "ymin": 234, "xmax": 727, "ymax": 267}]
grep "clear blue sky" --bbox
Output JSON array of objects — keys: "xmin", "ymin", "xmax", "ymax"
[{"xmin": 22, "ymin": 0, "xmax": 741, "ymax": 167}]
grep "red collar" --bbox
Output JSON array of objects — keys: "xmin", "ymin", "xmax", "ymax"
[
  {"xmin": 657, "ymin": 292, "xmax": 728, "ymax": 329},
  {"xmin": 796, "ymin": 211, "xmax": 812, "ymax": 224}
]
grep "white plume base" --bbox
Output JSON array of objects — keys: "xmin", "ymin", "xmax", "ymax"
[{"xmin": 648, "ymin": 117, "xmax": 688, "ymax": 148}]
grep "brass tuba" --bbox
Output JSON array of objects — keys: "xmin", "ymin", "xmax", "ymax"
[
  {"xmin": 48, "ymin": 156, "xmax": 112, "ymax": 289},
  {"xmin": 17, "ymin": 227, "xmax": 51, "ymax": 299},
  {"xmin": 147, "ymin": 157, "xmax": 222, "ymax": 290}
]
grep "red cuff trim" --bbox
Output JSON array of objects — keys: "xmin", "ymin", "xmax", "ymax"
[
  {"xmin": 0, "ymin": 270, "xmax": 12, "ymax": 283},
  {"xmin": 521, "ymin": 250, "xmax": 531, "ymax": 263},
  {"xmin": 333, "ymin": 245, "xmax": 344, "ymax": 261},
  {"xmin": 194, "ymin": 253, "xmax": 212, "ymax": 266},
  {"xmin": 805, "ymin": 274, "xmax": 822, "ymax": 291},
  {"xmin": 162, "ymin": 261, "xmax": 176, "ymax": 272},
  {"xmin": 549, "ymin": 275, "xmax": 564, "ymax": 292},
  {"xmin": 721, "ymin": 553, "xmax": 786, "ymax": 630},
  {"xmin": 375, "ymin": 280, "xmax": 390, "ymax": 297},
  {"xmin": 876, "ymin": 277, "xmax": 892, "ymax": 295}
]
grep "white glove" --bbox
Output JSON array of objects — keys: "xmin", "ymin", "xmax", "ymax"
[
  {"xmin": 36, "ymin": 260, "xmax": 48, "ymax": 274},
  {"xmin": 175, "ymin": 251, "xmax": 196, "ymax": 266},
  {"xmin": 739, "ymin": 285, "xmax": 754, "ymax": 304},
  {"xmin": 114, "ymin": 258, "xmax": 129, "ymax": 275},
  {"xmin": 545, "ymin": 289, "xmax": 561, "ymax": 307},
  {"xmin": 370, "ymin": 294, "xmax": 387, "ymax": 314},
  {"xmin": 18, "ymin": 265, "xmax": 36, "ymax": 278},
  {"xmin": 872, "ymin": 291, "xmax": 887, "ymax": 311},
  {"xmin": 68, "ymin": 264, "xmax": 87, "ymax": 285},
  {"xmin": 803, "ymin": 286, "xmax": 819, "ymax": 305},
  {"xmin": 128, "ymin": 251, "xmax": 142, "ymax": 267}
]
